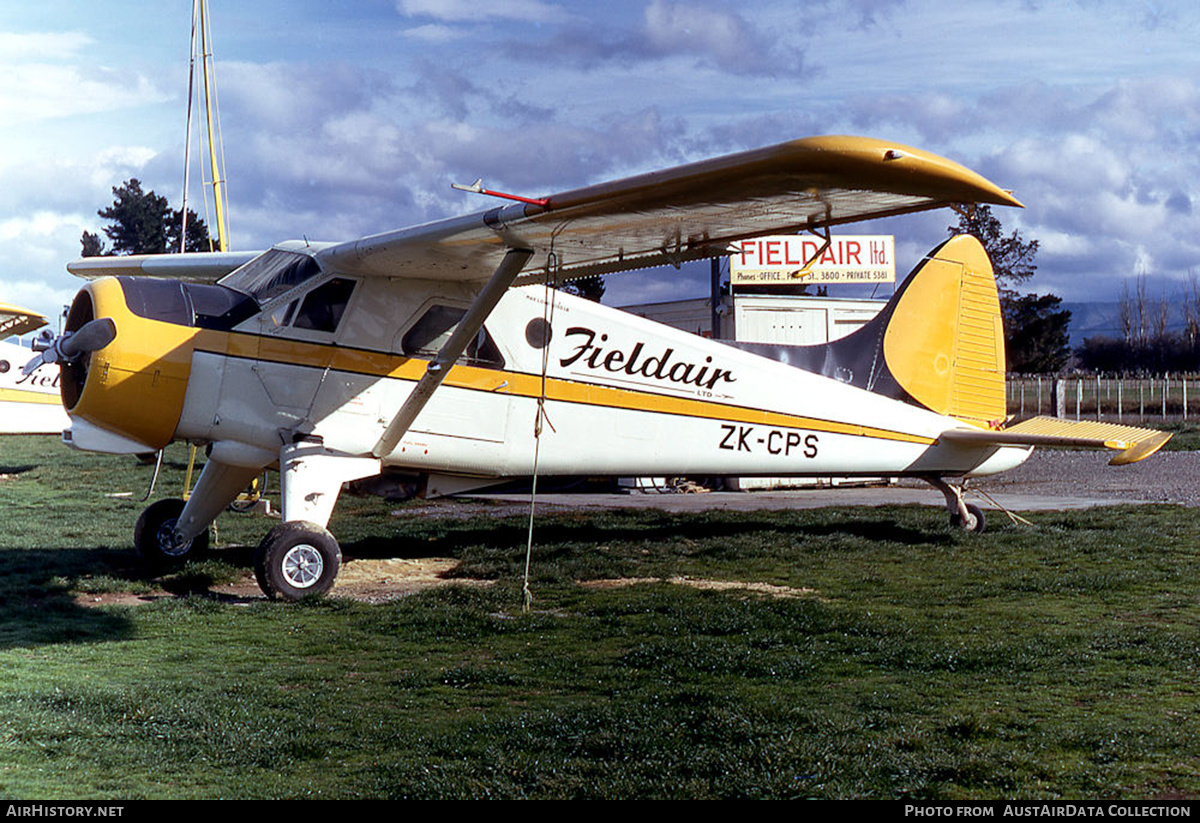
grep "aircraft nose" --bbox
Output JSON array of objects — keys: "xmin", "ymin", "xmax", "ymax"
[{"xmin": 58, "ymin": 277, "xmax": 198, "ymax": 451}]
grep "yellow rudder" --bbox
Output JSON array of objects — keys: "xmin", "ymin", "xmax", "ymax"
[{"xmin": 882, "ymin": 234, "xmax": 1006, "ymax": 428}]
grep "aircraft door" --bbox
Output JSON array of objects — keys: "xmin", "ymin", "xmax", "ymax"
[
  {"xmin": 383, "ymin": 299, "xmax": 515, "ymax": 473},
  {"xmin": 247, "ymin": 276, "xmax": 358, "ymax": 441}
]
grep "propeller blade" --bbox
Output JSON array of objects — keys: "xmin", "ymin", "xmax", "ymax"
[
  {"xmin": 58, "ymin": 318, "xmax": 116, "ymax": 359},
  {"xmin": 20, "ymin": 352, "xmax": 48, "ymax": 376},
  {"xmin": 20, "ymin": 317, "xmax": 116, "ymax": 375}
]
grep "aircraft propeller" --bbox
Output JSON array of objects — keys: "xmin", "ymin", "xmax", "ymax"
[{"xmin": 23, "ymin": 318, "xmax": 116, "ymax": 375}]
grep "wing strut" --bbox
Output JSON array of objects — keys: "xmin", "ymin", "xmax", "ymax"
[{"xmin": 371, "ymin": 246, "xmax": 535, "ymax": 459}]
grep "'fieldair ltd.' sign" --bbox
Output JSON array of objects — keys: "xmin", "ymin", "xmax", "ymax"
[{"xmin": 729, "ymin": 235, "xmax": 895, "ymax": 285}]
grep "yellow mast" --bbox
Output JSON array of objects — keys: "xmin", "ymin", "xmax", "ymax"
[
  {"xmin": 198, "ymin": 0, "xmax": 229, "ymax": 252},
  {"xmin": 182, "ymin": 0, "xmax": 244, "ymax": 501}
]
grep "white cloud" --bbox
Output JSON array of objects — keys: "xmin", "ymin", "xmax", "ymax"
[
  {"xmin": 0, "ymin": 31, "xmax": 92, "ymax": 60},
  {"xmin": 401, "ymin": 24, "xmax": 465, "ymax": 42},
  {"xmin": 0, "ymin": 209, "xmax": 97, "ymax": 320},
  {"xmin": 496, "ymin": 0, "xmax": 803, "ymax": 77},
  {"xmin": 397, "ymin": 0, "xmax": 569, "ymax": 24},
  {"xmin": 0, "ymin": 64, "xmax": 166, "ymax": 126},
  {"xmin": 642, "ymin": 0, "xmax": 768, "ymax": 68}
]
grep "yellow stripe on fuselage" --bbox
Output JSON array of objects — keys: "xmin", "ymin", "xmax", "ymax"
[
  {"xmin": 199, "ymin": 330, "xmax": 936, "ymax": 447},
  {"xmin": 0, "ymin": 387, "xmax": 61, "ymax": 405}
]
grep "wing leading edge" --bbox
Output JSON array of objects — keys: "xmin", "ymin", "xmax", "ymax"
[
  {"xmin": 67, "ymin": 250, "xmax": 262, "ymax": 283},
  {"xmin": 317, "ymin": 135, "xmax": 1022, "ymax": 283},
  {"xmin": 61, "ymin": 136, "xmax": 1020, "ymax": 287}
]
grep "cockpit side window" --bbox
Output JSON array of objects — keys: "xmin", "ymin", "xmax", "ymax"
[
  {"xmin": 401, "ymin": 305, "xmax": 505, "ymax": 369},
  {"xmin": 292, "ymin": 277, "xmax": 356, "ymax": 333},
  {"xmin": 219, "ymin": 249, "xmax": 322, "ymax": 303}
]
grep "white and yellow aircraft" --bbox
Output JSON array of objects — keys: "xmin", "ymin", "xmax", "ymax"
[
  {"xmin": 0, "ymin": 303, "xmax": 70, "ymax": 435},
  {"xmin": 37, "ymin": 135, "xmax": 1168, "ymax": 600}
]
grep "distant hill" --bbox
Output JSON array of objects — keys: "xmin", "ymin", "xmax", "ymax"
[{"xmin": 1062, "ymin": 302, "xmax": 1122, "ymax": 348}]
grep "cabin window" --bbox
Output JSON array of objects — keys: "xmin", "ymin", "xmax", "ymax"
[
  {"xmin": 276, "ymin": 299, "xmax": 298, "ymax": 328},
  {"xmin": 292, "ymin": 277, "xmax": 356, "ymax": 333},
  {"xmin": 220, "ymin": 249, "xmax": 322, "ymax": 303},
  {"xmin": 401, "ymin": 305, "xmax": 504, "ymax": 369}
]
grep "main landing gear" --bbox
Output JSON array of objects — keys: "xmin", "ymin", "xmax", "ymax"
[
  {"xmin": 134, "ymin": 441, "xmax": 380, "ymax": 601},
  {"xmin": 925, "ymin": 476, "xmax": 986, "ymax": 533},
  {"xmin": 254, "ymin": 521, "xmax": 341, "ymax": 600}
]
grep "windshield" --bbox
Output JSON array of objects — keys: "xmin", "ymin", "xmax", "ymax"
[{"xmin": 219, "ymin": 249, "xmax": 322, "ymax": 304}]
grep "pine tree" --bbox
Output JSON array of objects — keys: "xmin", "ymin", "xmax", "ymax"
[{"xmin": 81, "ymin": 179, "xmax": 211, "ymax": 257}]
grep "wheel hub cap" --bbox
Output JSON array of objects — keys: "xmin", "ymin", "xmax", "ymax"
[
  {"xmin": 156, "ymin": 519, "xmax": 191, "ymax": 557},
  {"xmin": 282, "ymin": 544, "xmax": 324, "ymax": 589}
]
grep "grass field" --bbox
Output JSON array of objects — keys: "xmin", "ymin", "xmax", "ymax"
[{"xmin": 0, "ymin": 435, "xmax": 1198, "ymax": 799}]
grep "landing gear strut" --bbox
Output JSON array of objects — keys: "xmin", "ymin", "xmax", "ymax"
[{"xmin": 925, "ymin": 477, "xmax": 986, "ymax": 533}]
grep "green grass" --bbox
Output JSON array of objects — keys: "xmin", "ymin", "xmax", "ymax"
[
  {"xmin": 1155, "ymin": 422, "xmax": 1200, "ymax": 451},
  {"xmin": 0, "ymin": 436, "xmax": 1198, "ymax": 798}
]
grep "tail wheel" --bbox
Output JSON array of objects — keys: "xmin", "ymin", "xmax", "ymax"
[
  {"xmin": 254, "ymin": 521, "xmax": 341, "ymax": 601},
  {"xmin": 951, "ymin": 503, "xmax": 986, "ymax": 533},
  {"xmin": 134, "ymin": 498, "xmax": 211, "ymax": 567}
]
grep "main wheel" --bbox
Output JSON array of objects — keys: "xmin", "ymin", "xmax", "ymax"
[
  {"xmin": 254, "ymin": 521, "xmax": 341, "ymax": 601},
  {"xmin": 134, "ymin": 498, "xmax": 211, "ymax": 567},
  {"xmin": 950, "ymin": 503, "xmax": 986, "ymax": 533}
]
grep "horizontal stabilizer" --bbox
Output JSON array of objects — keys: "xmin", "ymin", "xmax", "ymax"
[{"xmin": 939, "ymin": 416, "xmax": 1171, "ymax": 465}]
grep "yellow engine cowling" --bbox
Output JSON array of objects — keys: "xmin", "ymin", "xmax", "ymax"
[{"xmin": 62, "ymin": 278, "xmax": 198, "ymax": 452}]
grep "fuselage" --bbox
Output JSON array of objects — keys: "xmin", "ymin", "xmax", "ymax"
[{"xmin": 60, "ymin": 245, "xmax": 1030, "ymax": 481}]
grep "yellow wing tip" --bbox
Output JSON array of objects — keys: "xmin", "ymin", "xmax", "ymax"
[{"xmin": 788, "ymin": 135, "xmax": 1023, "ymax": 209}]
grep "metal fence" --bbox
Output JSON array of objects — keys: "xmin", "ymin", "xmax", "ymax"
[{"xmin": 1007, "ymin": 375, "xmax": 1195, "ymax": 422}]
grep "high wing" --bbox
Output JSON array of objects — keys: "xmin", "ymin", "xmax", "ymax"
[
  {"xmin": 940, "ymin": 417, "xmax": 1171, "ymax": 466},
  {"xmin": 0, "ymin": 303, "xmax": 48, "ymax": 339},
  {"xmin": 63, "ymin": 136, "xmax": 1019, "ymax": 287},
  {"xmin": 67, "ymin": 250, "xmax": 261, "ymax": 282},
  {"xmin": 345, "ymin": 136, "xmax": 1020, "ymax": 459},
  {"xmin": 317, "ymin": 135, "xmax": 1022, "ymax": 284}
]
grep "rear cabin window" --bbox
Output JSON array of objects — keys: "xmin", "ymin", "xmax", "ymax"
[{"xmin": 401, "ymin": 305, "xmax": 504, "ymax": 369}]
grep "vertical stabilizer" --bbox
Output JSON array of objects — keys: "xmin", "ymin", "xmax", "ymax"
[{"xmin": 882, "ymin": 234, "xmax": 1005, "ymax": 427}]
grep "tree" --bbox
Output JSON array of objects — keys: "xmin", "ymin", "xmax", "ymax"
[
  {"xmin": 81, "ymin": 179, "xmax": 211, "ymax": 257},
  {"xmin": 1080, "ymin": 272, "xmax": 1200, "ymax": 374},
  {"xmin": 1003, "ymin": 293, "xmax": 1071, "ymax": 373},
  {"xmin": 169, "ymin": 206, "xmax": 214, "ymax": 254},
  {"xmin": 80, "ymin": 230, "xmax": 106, "ymax": 257},
  {"xmin": 949, "ymin": 205, "xmax": 1067, "ymax": 373},
  {"xmin": 948, "ymin": 204, "xmax": 1039, "ymax": 302},
  {"xmin": 559, "ymin": 274, "xmax": 606, "ymax": 303}
]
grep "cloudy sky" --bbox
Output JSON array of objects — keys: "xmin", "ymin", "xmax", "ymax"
[{"xmin": 1, "ymin": 0, "xmax": 1197, "ymax": 325}]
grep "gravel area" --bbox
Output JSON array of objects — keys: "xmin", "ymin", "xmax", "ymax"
[
  {"xmin": 373, "ymin": 448, "xmax": 1200, "ymax": 520},
  {"xmin": 966, "ymin": 449, "xmax": 1200, "ymax": 506}
]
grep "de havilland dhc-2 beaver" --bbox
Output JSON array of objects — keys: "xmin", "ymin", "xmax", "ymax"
[{"xmin": 28, "ymin": 135, "xmax": 1169, "ymax": 600}]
